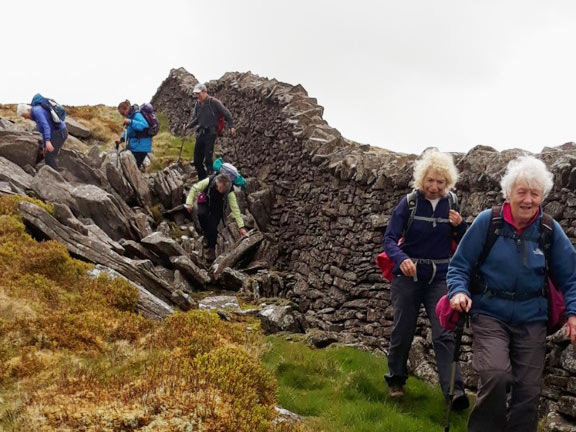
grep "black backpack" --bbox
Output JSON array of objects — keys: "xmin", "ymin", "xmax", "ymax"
[{"xmin": 402, "ymin": 189, "xmax": 459, "ymax": 237}]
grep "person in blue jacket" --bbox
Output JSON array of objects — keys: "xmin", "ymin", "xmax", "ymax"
[
  {"xmin": 116, "ymin": 100, "xmax": 152, "ymax": 169},
  {"xmin": 17, "ymin": 102, "xmax": 68, "ymax": 171},
  {"xmin": 383, "ymin": 149, "xmax": 469, "ymax": 409},
  {"xmin": 448, "ymin": 155, "xmax": 576, "ymax": 432}
]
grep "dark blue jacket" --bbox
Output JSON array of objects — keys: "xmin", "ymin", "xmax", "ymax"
[
  {"xmin": 31, "ymin": 105, "xmax": 67, "ymax": 145},
  {"xmin": 447, "ymin": 208, "xmax": 576, "ymax": 322},
  {"xmin": 122, "ymin": 111, "xmax": 152, "ymax": 153},
  {"xmin": 383, "ymin": 191, "xmax": 467, "ymax": 283}
]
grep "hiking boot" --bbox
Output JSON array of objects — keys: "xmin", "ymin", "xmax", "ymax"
[
  {"xmin": 388, "ymin": 384, "xmax": 404, "ymax": 398},
  {"xmin": 451, "ymin": 392, "xmax": 470, "ymax": 411},
  {"xmin": 205, "ymin": 248, "xmax": 216, "ymax": 263}
]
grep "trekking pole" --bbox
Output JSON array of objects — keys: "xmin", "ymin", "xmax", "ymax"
[
  {"xmin": 444, "ymin": 312, "xmax": 467, "ymax": 432},
  {"xmin": 177, "ymin": 123, "xmax": 187, "ymax": 165}
]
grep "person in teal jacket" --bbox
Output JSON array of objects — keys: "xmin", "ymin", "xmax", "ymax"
[
  {"xmin": 116, "ymin": 100, "xmax": 152, "ymax": 169},
  {"xmin": 447, "ymin": 155, "xmax": 576, "ymax": 432}
]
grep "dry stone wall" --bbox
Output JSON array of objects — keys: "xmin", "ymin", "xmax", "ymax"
[{"xmin": 152, "ymin": 68, "xmax": 576, "ymax": 430}]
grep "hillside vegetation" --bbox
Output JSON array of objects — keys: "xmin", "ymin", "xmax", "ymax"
[{"xmin": 0, "ymin": 195, "xmax": 303, "ymax": 432}]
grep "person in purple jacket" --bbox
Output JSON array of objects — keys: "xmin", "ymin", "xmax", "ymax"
[
  {"xmin": 382, "ymin": 149, "xmax": 469, "ymax": 410},
  {"xmin": 17, "ymin": 102, "xmax": 68, "ymax": 171}
]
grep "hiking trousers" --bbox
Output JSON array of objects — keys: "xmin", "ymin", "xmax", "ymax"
[
  {"xmin": 44, "ymin": 128, "xmax": 68, "ymax": 171},
  {"xmin": 468, "ymin": 314, "xmax": 546, "ymax": 432},
  {"xmin": 197, "ymin": 202, "xmax": 223, "ymax": 249},
  {"xmin": 194, "ymin": 131, "xmax": 217, "ymax": 180},
  {"xmin": 385, "ymin": 274, "xmax": 464, "ymax": 396}
]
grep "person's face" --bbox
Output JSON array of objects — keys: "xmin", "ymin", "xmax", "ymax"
[
  {"xmin": 216, "ymin": 182, "xmax": 228, "ymax": 194},
  {"xmin": 421, "ymin": 169, "xmax": 447, "ymax": 200},
  {"xmin": 118, "ymin": 105, "xmax": 130, "ymax": 117},
  {"xmin": 195, "ymin": 90, "xmax": 207, "ymax": 102},
  {"xmin": 22, "ymin": 111, "xmax": 31, "ymax": 120},
  {"xmin": 509, "ymin": 179, "xmax": 543, "ymax": 227}
]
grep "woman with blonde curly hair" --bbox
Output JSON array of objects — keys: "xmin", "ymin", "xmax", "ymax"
[{"xmin": 382, "ymin": 149, "xmax": 469, "ymax": 410}]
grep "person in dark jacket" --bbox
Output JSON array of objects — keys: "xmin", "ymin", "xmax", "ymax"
[
  {"xmin": 185, "ymin": 83, "xmax": 235, "ymax": 180},
  {"xmin": 383, "ymin": 149, "xmax": 469, "ymax": 410},
  {"xmin": 116, "ymin": 100, "xmax": 152, "ymax": 169},
  {"xmin": 448, "ymin": 155, "xmax": 576, "ymax": 432},
  {"xmin": 17, "ymin": 102, "xmax": 68, "ymax": 171},
  {"xmin": 184, "ymin": 173, "xmax": 247, "ymax": 263}
]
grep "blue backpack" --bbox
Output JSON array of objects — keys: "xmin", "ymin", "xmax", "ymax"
[{"xmin": 31, "ymin": 93, "xmax": 67, "ymax": 124}]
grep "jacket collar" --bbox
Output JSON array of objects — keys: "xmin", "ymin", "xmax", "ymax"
[{"xmin": 502, "ymin": 202, "xmax": 541, "ymax": 234}]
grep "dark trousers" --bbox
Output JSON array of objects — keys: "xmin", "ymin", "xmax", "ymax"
[
  {"xmin": 468, "ymin": 314, "xmax": 546, "ymax": 432},
  {"xmin": 194, "ymin": 132, "xmax": 217, "ymax": 180},
  {"xmin": 131, "ymin": 151, "xmax": 148, "ymax": 168},
  {"xmin": 44, "ymin": 128, "xmax": 68, "ymax": 170},
  {"xmin": 385, "ymin": 275, "xmax": 464, "ymax": 396},
  {"xmin": 197, "ymin": 203, "xmax": 223, "ymax": 249}
]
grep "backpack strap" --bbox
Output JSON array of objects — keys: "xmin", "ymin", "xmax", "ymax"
[
  {"xmin": 540, "ymin": 212, "xmax": 554, "ymax": 289},
  {"xmin": 402, "ymin": 190, "xmax": 419, "ymax": 237},
  {"xmin": 478, "ymin": 206, "xmax": 503, "ymax": 265}
]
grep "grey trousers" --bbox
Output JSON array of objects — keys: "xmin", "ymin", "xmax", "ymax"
[
  {"xmin": 44, "ymin": 128, "xmax": 68, "ymax": 171},
  {"xmin": 468, "ymin": 314, "xmax": 546, "ymax": 432},
  {"xmin": 385, "ymin": 274, "xmax": 465, "ymax": 396}
]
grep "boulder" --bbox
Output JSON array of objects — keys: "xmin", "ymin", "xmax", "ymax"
[
  {"xmin": 58, "ymin": 148, "xmax": 106, "ymax": 186},
  {"xmin": 141, "ymin": 232, "xmax": 186, "ymax": 259},
  {"xmin": 88, "ymin": 264, "xmax": 173, "ymax": 320},
  {"xmin": 211, "ymin": 230, "xmax": 264, "ymax": 279},
  {"xmin": 170, "ymin": 255, "xmax": 211, "ymax": 286},
  {"xmin": 259, "ymin": 304, "xmax": 303, "ymax": 334},
  {"xmin": 150, "ymin": 165, "xmax": 185, "ymax": 209},
  {"xmin": 65, "ymin": 117, "xmax": 91, "ymax": 138},
  {"xmin": 0, "ymin": 156, "xmax": 34, "ymax": 191},
  {"xmin": 0, "ymin": 130, "xmax": 40, "ymax": 168},
  {"xmin": 120, "ymin": 151, "xmax": 151, "ymax": 209}
]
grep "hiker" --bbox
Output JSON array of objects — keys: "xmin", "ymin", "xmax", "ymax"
[
  {"xmin": 185, "ymin": 83, "xmax": 235, "ymax": 180},
  {"xmin": 116, "ymin": 100, "xmax": 152, "ymax": 169},
  {"xmin": 447, "ymin": 155, "xmax": 576, "ymax": 432},
  {"xmin": 17, "ymin": 101, "xmax": 68, "ymax": 171},
  {"xmin": 184, "ymin": 173, "xmax": 247, "ymax": 263},
  {"xmin": 382, "ymin": 149, "xmax": 469, "ymax": 410}
]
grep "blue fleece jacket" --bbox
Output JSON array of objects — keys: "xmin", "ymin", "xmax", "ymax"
[
  {"xmin": 447, "ymin": 208, "xmax": 576, "ymax": 322},
  {"xmin": 122, "ymin": 111, "xmax": 152, "ymax": 153},
  {"xmin": 383, "ymin": 191, "xmax": 467, "ymax": 283},
  {"xmin": 31, "ymin": 105, "xmax": 67, "ymax": 144}
]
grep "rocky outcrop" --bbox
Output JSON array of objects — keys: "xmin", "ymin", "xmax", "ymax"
[{"xmin": 65, "ymin": 117, "xmax": 91, "ymax": 139}]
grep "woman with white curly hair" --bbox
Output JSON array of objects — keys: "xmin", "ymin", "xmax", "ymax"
[
  {"xmin": 382, "ymin": 149, "xmax": 469, "ymax": 409},
  {"xmin": 448, "ymin": 155, "xmax": 576, "ymax": 432}
]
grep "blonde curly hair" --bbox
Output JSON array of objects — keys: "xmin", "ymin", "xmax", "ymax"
[{"xmin": 411, "ymin": 149, "xmax": 459, "ymax": 194}]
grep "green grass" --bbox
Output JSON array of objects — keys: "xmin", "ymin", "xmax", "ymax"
[
  {"xmin": 147, "ymin": 112, "xmax": 195, "ymax": 172},
  {"xmin": 262, "ymin": 336, "xmax": 470, "ymax": 432}
]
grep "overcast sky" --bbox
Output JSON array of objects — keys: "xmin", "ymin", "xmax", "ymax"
[{"xmin": 4, "ymin": 0, "xmax": 576, "ymax": 155}]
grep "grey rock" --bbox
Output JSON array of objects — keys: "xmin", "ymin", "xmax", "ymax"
[
  {"xmin": 198, "ymin": 295, "xmax": 240, "ymax": 311},
  {"xmin": 170, "ymin": 255, "xmax": 211, "ymax": 286},
  {"xmin": 65, "ymin": 117, "xmax": 91, "ymax": 138},
  {"xmin": 0, "ymin": 156, "xmax": 34, "ymax": 190},
  {"xmin": 259, "ymin": 304, "xmax": 303, "ymax": 334}
]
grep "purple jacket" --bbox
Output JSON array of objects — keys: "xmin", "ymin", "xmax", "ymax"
[{"xmin": 31, "ymin": 105, "xmax": 67, "ymax": 144}]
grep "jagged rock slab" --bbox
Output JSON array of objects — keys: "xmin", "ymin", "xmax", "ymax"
[
  {"xmin": 102, "ymin": 153, "xmax": 136, "ymax": 204},
  {"xmin": 211, "ymin": 231, "xmax": 264, "ymax": 280},
  {"xmin": 0, "ymin": 156, "xmax": 34, "ymax": 191},
  {"xmin": 65, "ymin": 117, "xmax": 91, "ymax": 138},
  {"xmin": 0, "ymin": 130, "xmax": 40, "ymax": 168},
  {"xmin": 170, "ymin": 255, "xmax": 211, "ymax": 286},
  {"xmin": 88, "ymin": 264, "xmax": 173, "ymax": 320},
  {"xmin": 59, "ymin": 148, "xmax": 106, "ymax": 186},
  {"xmin": 141, "ymin": 232, "xmax": 186, "ymax": 259},
  {"xmin": 120, "ymin": 151, "xmax": 151, "ymax": 209},
  {"xmin": 150, "ymin": 165, "xmax": 185, "ymax": 209},
  {"xmin": 19, "ymin": 201, "xmax": 181, "ymax": 307},
  {"xmin": 31, "ymin": 166, "xmax": 140, "ymax": 241}
]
